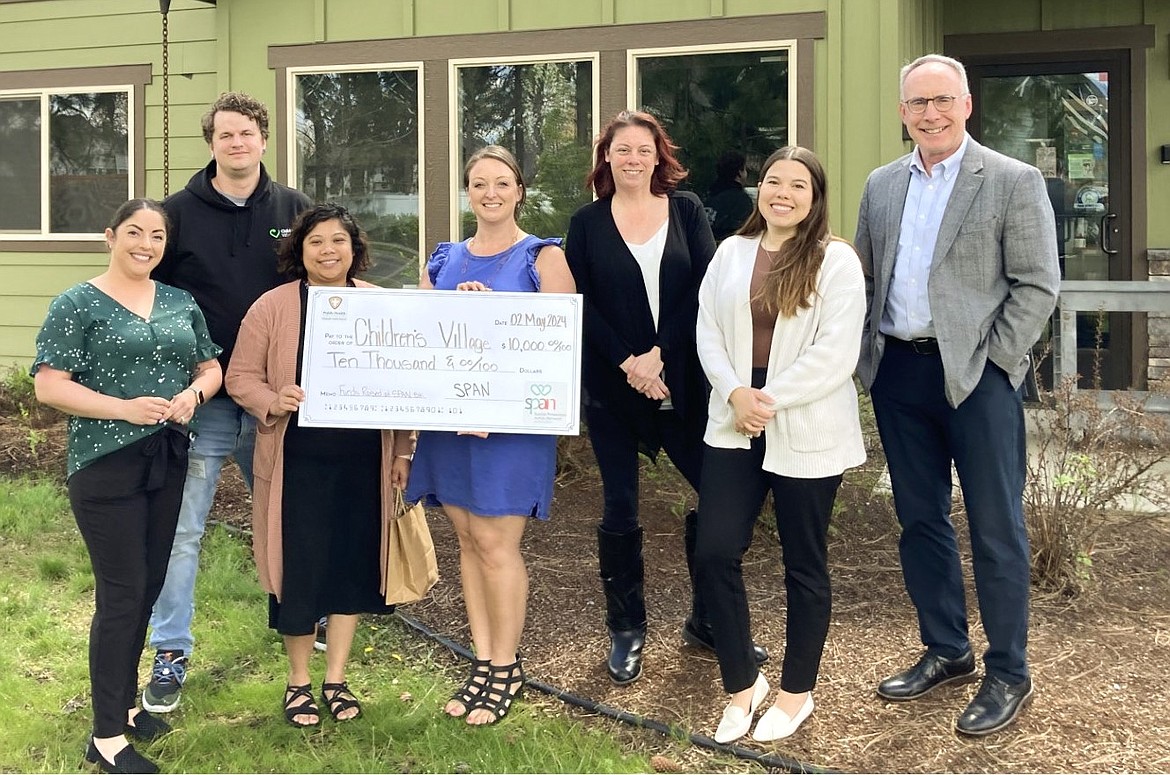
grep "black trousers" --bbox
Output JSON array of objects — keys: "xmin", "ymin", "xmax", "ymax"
[
  {"xmin": 68, "ymin": 428, "xmax": 188, "ymax": 737},
  {"xmin": 871, "ymin": 341, "xmax": 1030, "ymax": 682},
  {"xmin": 695, "ymin": 438, "xmax": 841, "ymax": 694},
  {"xmin": 584, "ymin": 403, "xmax": 703, "ymax": 533}
]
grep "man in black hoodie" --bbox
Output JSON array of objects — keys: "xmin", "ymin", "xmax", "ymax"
[{"xmin": 144, "ymin": 92, "xmax": 311, "ymax": 713}]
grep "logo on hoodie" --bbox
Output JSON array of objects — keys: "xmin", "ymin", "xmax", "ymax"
[{"xmin": 268, "ymin": 227, "xmax": 292, "ymax": 239}]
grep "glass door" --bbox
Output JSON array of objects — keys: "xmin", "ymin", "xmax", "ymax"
[{"xmin": 968, "ymin": 53, "xmax": 1131, "ymax": 389}]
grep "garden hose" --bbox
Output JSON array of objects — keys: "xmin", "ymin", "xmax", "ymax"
[{"xmin": 394, "ymin": 611, "xmax": 836, "ymax": 774}]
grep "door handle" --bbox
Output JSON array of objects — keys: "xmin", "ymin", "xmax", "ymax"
[{"xmin": 1100, "ymin": 212, "xmax": 1119, "ymax": 255}]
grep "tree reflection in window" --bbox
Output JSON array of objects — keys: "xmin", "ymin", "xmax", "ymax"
[
  {"xmin": 457, "ymin": 60, "xmax": 594, "ymax": 241},
  {"xmin": 0, "ymin": 91, "xmax": 128, "ymax": 235},
  {"xmin": 0, "ymin": 98, "xmax": 41, "ymax": 232},
  {"xmin": 295, "ymin": 69, "xmax": 421, "ymax": 287},
  {"xmin": 49, "ymin": 92, "xmax": 129, "ymax": 234},
  {"xmin": 636, "ymin": 49, "xmax": 790, "ymax": 207}
]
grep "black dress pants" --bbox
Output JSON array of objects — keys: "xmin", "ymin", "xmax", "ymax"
[
  {"xmin": 68, "ymin": 428, "xmax": 188, "ymax": 737},
  {"xmin": 695, "ymin": 436, "xmax": 841, "ymax": 694},
  {"xmin": 584, "ymin": 403, "xmax": 703, "ymax": 534}
]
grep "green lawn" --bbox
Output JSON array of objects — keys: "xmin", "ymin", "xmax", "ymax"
[{"xmin": 0, "ymin": 476, "xmax": 653, "ymax": 773}]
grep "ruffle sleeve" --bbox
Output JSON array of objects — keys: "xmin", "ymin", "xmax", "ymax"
[
  {"xmin": 526, "ymin": 236, "xmax": 564, "ymax": 291},
  {"xmin": 427, "ymin": 242, "xmax": 454, "ymax": 286},
  {"xmin": 31, "ymin": 290, "xmax": 90, "ymax": 376}
]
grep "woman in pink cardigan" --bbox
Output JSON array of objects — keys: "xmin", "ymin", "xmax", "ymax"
[{"xmin": 226, "ymin": 204, "xmax": 414, "ymax": 727}]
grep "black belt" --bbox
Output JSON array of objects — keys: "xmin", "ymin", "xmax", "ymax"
[{"xmin": 887, "ymin": 336, "xmax": 940, "ymax": 355}]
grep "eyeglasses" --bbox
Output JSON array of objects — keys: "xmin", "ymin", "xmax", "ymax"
[{"xmin": 901, "ymin": 94, "xmax": 965, "ymax": 114}]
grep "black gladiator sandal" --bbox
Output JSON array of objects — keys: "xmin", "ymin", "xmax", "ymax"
[{"xmin": 467, "ymin": 658, "xmax": 525, "ymax": 724}]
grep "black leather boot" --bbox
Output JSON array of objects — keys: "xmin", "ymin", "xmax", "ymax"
[
  {"xmin": 682, "ymin": 510, "xmax": 770, "ymax": 665},
  {"xmin": 597, "ymin": 525, "xmax": 646, "ymax": 685}
]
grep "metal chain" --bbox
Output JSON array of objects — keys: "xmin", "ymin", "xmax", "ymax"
[{"xmin": 161, "ymin": 10, "xmax": 170, "ymax": 197}]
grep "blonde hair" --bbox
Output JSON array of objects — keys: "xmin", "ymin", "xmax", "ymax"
[{"xmin": 463, "ymin": 145, "xmax": 526, "ymax": 216}]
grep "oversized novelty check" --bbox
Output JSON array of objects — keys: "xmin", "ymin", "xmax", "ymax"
[{"xmin": 299, "ymin": 287, "xmax": 581, "ymax": 434}]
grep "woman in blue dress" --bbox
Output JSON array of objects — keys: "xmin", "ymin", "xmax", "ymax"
[{"xmin": 406, "ymin": 145, "xmax": 575, "ymax": 725}]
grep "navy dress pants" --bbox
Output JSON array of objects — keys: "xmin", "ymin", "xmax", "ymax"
[{"xmin": 870, "ymin": 340, "xmax": 1031, "ymax": 683}]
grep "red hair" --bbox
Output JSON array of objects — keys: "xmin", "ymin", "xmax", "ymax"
[{"xmin": 584, "ymin": 110, "xmax": 687, "ymax": 198}]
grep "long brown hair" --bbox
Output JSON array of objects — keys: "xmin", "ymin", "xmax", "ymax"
[
  {"xmin": 738, "ymin": 146, "xmax": 831, "ymax": 318},
  {"xmin": 584, "ymin": 110, "xmax": 687, "ymax": 198}
]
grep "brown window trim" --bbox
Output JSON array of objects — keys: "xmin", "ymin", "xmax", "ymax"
[
  {"xmin": 269, "ymin": 12, "xmax": 825, "ymax": 252},
  {"xmin": 0, "ymin": 63, "xmax": 151, "ymax": 252}
]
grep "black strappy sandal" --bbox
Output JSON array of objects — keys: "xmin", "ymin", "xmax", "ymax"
[
  {"xmin": 283, "ymin": 683, "xmax": 320, "ymax": 727},
  {"xmin": 321, "ymin": 681, "xmax": 363, "ymax": 721},
  {"xmin": 447, "ymin": 657, "xmax": 491, "ymax": 718},
  {"xmin": 467, "ymin": 659, "xmax": 525, "ymax": 724}
]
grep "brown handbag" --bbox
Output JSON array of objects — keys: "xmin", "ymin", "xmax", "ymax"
[{"xmin": 381, "ymin": 488, "xmax": 439, "ymax": 605}]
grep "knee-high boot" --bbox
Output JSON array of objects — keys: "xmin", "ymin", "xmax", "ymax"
[
  {"xmin": 682, "ymin": 510, "xmax": 770, "ymax": 664},
  {"xmin": 598, "ymin": 524, "xmax": 646, "ymax": 685}
]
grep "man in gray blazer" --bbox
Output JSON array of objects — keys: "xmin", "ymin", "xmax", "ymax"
[{"xmin": 854, "ymin": 54, "xmax": 1060, "ymax": 736}]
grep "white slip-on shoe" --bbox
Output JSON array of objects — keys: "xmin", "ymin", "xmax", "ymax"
[
  {"xmin": 714, "ymin": 672, "xmax": 770, "ymax": 744},
  {"xmin": 752, "ymin": 692, "xmax": 814, "ymax": 742}
]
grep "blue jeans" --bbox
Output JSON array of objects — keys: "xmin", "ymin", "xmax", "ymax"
[{"xmin": 148, "ymin": 394, "xmax": 256, "ymax": 654}]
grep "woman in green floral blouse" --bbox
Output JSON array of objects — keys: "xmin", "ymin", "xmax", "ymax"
[{"xmin": 32, "ymin": 199, "xmax": 222, "ymax": 775}]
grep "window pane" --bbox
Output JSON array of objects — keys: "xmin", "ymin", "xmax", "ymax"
[
  {"xmin": 457, "ymin": 61, "xmax": 594, "ymax": 241},
  {"xmin": 0, "ymin": 98, "xmax": 41, "ymax": 232},
  {"xmin": 295, "ymin": 70, "xmax": 420, "ymax": 287},
  {"xmin": 637, "ymin": 49, "xmax": 789, "ymax": 214},
  {"xmin": 50, "ymin": 92, "xmax": 129, "ymax": 233}
]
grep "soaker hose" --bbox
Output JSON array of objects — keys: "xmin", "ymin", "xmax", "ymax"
[{"xmin": 394, "ymin": 611, "xmax": 836, "ymax": 774}]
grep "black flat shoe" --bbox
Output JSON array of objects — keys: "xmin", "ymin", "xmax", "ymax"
[
  {"xmin": 124, "ymin": 709, "xmax": 171, "ymax": 742},
  {"xmin": 877, "ymin": 649, "xmax": 977, "ymax": 700},
  {"xmin": 956, "ymin": 675, "xmax": 1033, "ymax": 736},
  {"xmin": 85, "ymin": 739, "xmax": 159, "ymax": 774},
  {"xmin": 681, "ymin": 617, "xmax": 769, "ymax": 665}
]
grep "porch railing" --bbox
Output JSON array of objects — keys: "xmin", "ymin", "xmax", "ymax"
[{"xmin": 1052, "ymin": 280, "xmax": 1170, "ymax": 411}]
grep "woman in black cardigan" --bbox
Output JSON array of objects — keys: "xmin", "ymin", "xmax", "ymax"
[{"xmin": 566, "ymin": 110, "xmax": 766, "ymax": 684}]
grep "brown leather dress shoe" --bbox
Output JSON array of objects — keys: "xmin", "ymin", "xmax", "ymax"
[{"xmin": 877, "ymin": 649, "xmax": 977, "ymax": 700}]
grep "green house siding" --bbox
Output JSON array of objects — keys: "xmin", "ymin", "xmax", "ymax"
[
  {"xmin": 1, "ymin": 0, "xmax": 1166, "ymax": 369},
  {"xmin": 0, "ymin": 0, "xmax": 219, "ymax": 364}
]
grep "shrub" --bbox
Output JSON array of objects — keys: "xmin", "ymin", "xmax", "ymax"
[{"xmin": 1023, "ymin": 378, "xmax": 1170, "ymax": 595}]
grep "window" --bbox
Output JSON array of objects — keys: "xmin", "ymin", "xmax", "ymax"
[
  {"xmin": 269, "ymin": 14, "xmax": 820, "ymax": 257},
  {"xmin": 632, "ymin": 44, "xmax": 794, "ymax": 202},
  {"xmin": 0, "ymin": 89, "xmax": 130, "ymax": 236},
  {"xmin": 452, "ymin": 56, "xmax": 596, "ymax": 241},
  {"xmin": 290, "ymin": 65, "xmax": 423, "ymax": 287}
]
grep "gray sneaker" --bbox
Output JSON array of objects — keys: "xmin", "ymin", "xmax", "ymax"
[
  {"xmin": 142, "ymin": 650, "xmax": 187, "ymax": 713},
  {"xmin": 314, "ymin": 617, "xmax": 327, "ymax": 652}
]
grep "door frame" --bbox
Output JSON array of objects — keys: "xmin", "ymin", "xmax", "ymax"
[
  {"xmin": 945, "ymin": 25, "xmax": 1154, "ymax": 389},
  {"xmin": 967, "ymin": 52, "xmax": 1131, "ymax": 388}
]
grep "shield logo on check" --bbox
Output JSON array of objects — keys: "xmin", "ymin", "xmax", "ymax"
[{"xmin": 328, "ymin": 296, "xmax": 343, "ymax": 310}]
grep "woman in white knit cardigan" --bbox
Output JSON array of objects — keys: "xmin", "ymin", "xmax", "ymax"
[{"xmin": 693, "ymin": 146, "xmax": 866, "ymax": 745}]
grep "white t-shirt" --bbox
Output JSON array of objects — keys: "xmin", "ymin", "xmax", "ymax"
[
  {"xmin": 625, "ymin": 219, "xmax": 671, "ymax": 409},
  {"xmin": 625, "ymin": 219, "xmax": 668, "ymax": 330}
]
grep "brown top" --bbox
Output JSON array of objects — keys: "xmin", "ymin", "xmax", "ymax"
[{"xmin": 749, "ymin": 244, "xmax": 779, "ymax": 368}]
